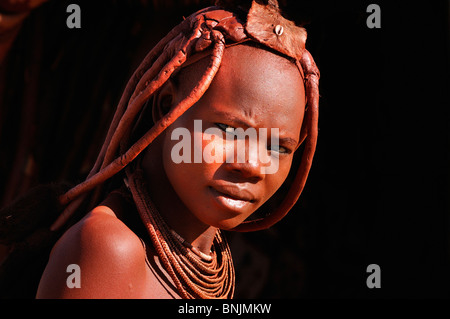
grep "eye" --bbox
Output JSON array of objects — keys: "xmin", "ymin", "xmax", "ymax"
[
  {"xmin": 216, "ymin": 123, "xmax": 237, "ymax": 134},
  {"xmin": 268, "ymin": 144, "xmax": 289, "ymax": 154}
]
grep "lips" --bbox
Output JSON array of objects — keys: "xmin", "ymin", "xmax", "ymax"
[
  {"xmin": 208, "ymin": 184, "xmax": 257, "ymax": 212},
  {"xmin": 209, "ymin": 184, "xmax": 256, "ymax": 203}
]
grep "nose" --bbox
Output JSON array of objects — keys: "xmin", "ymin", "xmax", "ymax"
[
  {"xmin": 224, "ymin": 139, "xmax": 265, "ymax": 182},
  {"xmin": 225, "ymin": 160, "xmax": 264, "ymax": 182}
]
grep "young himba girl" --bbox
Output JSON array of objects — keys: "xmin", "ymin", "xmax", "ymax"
[{"xmin": 36, "ymin": 0, "xmax": 320, "ymax": 299}]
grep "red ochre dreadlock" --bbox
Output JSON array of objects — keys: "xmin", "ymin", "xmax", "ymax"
[{"xmin": 51, "ymin": 0, "xmax": 320, "ymax": 233}]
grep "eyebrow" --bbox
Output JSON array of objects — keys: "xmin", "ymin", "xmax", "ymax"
[
  {"xmin": 211, "ymin": 109, "xmax": 299, "ymax": 147},
  {"xmin": 211, "ymin": 109, "xmax": 253, "ymax": 128}
]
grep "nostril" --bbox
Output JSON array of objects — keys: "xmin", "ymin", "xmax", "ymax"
[{"xmin": 228, "ymin": 163, "xmax": 264, "ymax": 183}]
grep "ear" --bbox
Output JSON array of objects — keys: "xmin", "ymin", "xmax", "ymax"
[{"xmin": 152, "ymin": 80, "xmax": 177, "ymax": 123}]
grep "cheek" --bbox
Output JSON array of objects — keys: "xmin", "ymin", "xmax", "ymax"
[
  {"xmin": 261, "ymin": 157, "xmax": 293, "ymax": 201},
  {"xmin": 161, "ymin": 125, "xmax": 220, "ymax": 187}
]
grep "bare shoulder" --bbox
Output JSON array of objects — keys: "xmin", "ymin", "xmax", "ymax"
[{"xmin": 36, "ymin": 206, "xmax": 149, "ymax": 298}]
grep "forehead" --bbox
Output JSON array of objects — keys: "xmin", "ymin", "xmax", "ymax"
[{"xmin": 177, "ymin": 44, "xmax": 305, "ymax": 134}]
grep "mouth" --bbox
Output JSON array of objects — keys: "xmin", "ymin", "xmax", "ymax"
[{"xmin": 208, "ymin": 185, "xmax": 256, "ymax": 211}]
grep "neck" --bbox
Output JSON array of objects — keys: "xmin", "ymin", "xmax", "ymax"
[
  {"xmin": 141, "ymin": 143, "xmax": 217, "ymax": 255},
  {"xmin": 157, "ymin": 191, "xmax": 218, "ymax": 255}
]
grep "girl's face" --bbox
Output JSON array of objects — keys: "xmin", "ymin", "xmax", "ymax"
[{"xmin": 153, "ymin": 44, "xmax": 305, "ymax": 230}]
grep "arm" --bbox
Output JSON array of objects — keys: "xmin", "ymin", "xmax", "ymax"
[{"xmin": 36, "ymin": 206, "xmax": 149, "ymax": 299}]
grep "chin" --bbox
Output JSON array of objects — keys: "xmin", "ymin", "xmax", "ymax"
[
  {"xmin": 213, "ymin": 219, "xmax": 242, "ymax": 231},
  {"xmin": 197, "ymin": 210, "xmax": 252, "ymax": 231}
]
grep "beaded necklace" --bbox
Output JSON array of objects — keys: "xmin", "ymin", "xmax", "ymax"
[{"xmin": 126, "ymin": 168, "xmax": 235, "ymax": 299}]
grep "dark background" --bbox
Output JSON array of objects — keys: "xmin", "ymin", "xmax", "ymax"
[{"xmin": 0, "ymin": 0, "xmax": 448, "ymax": 298}]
